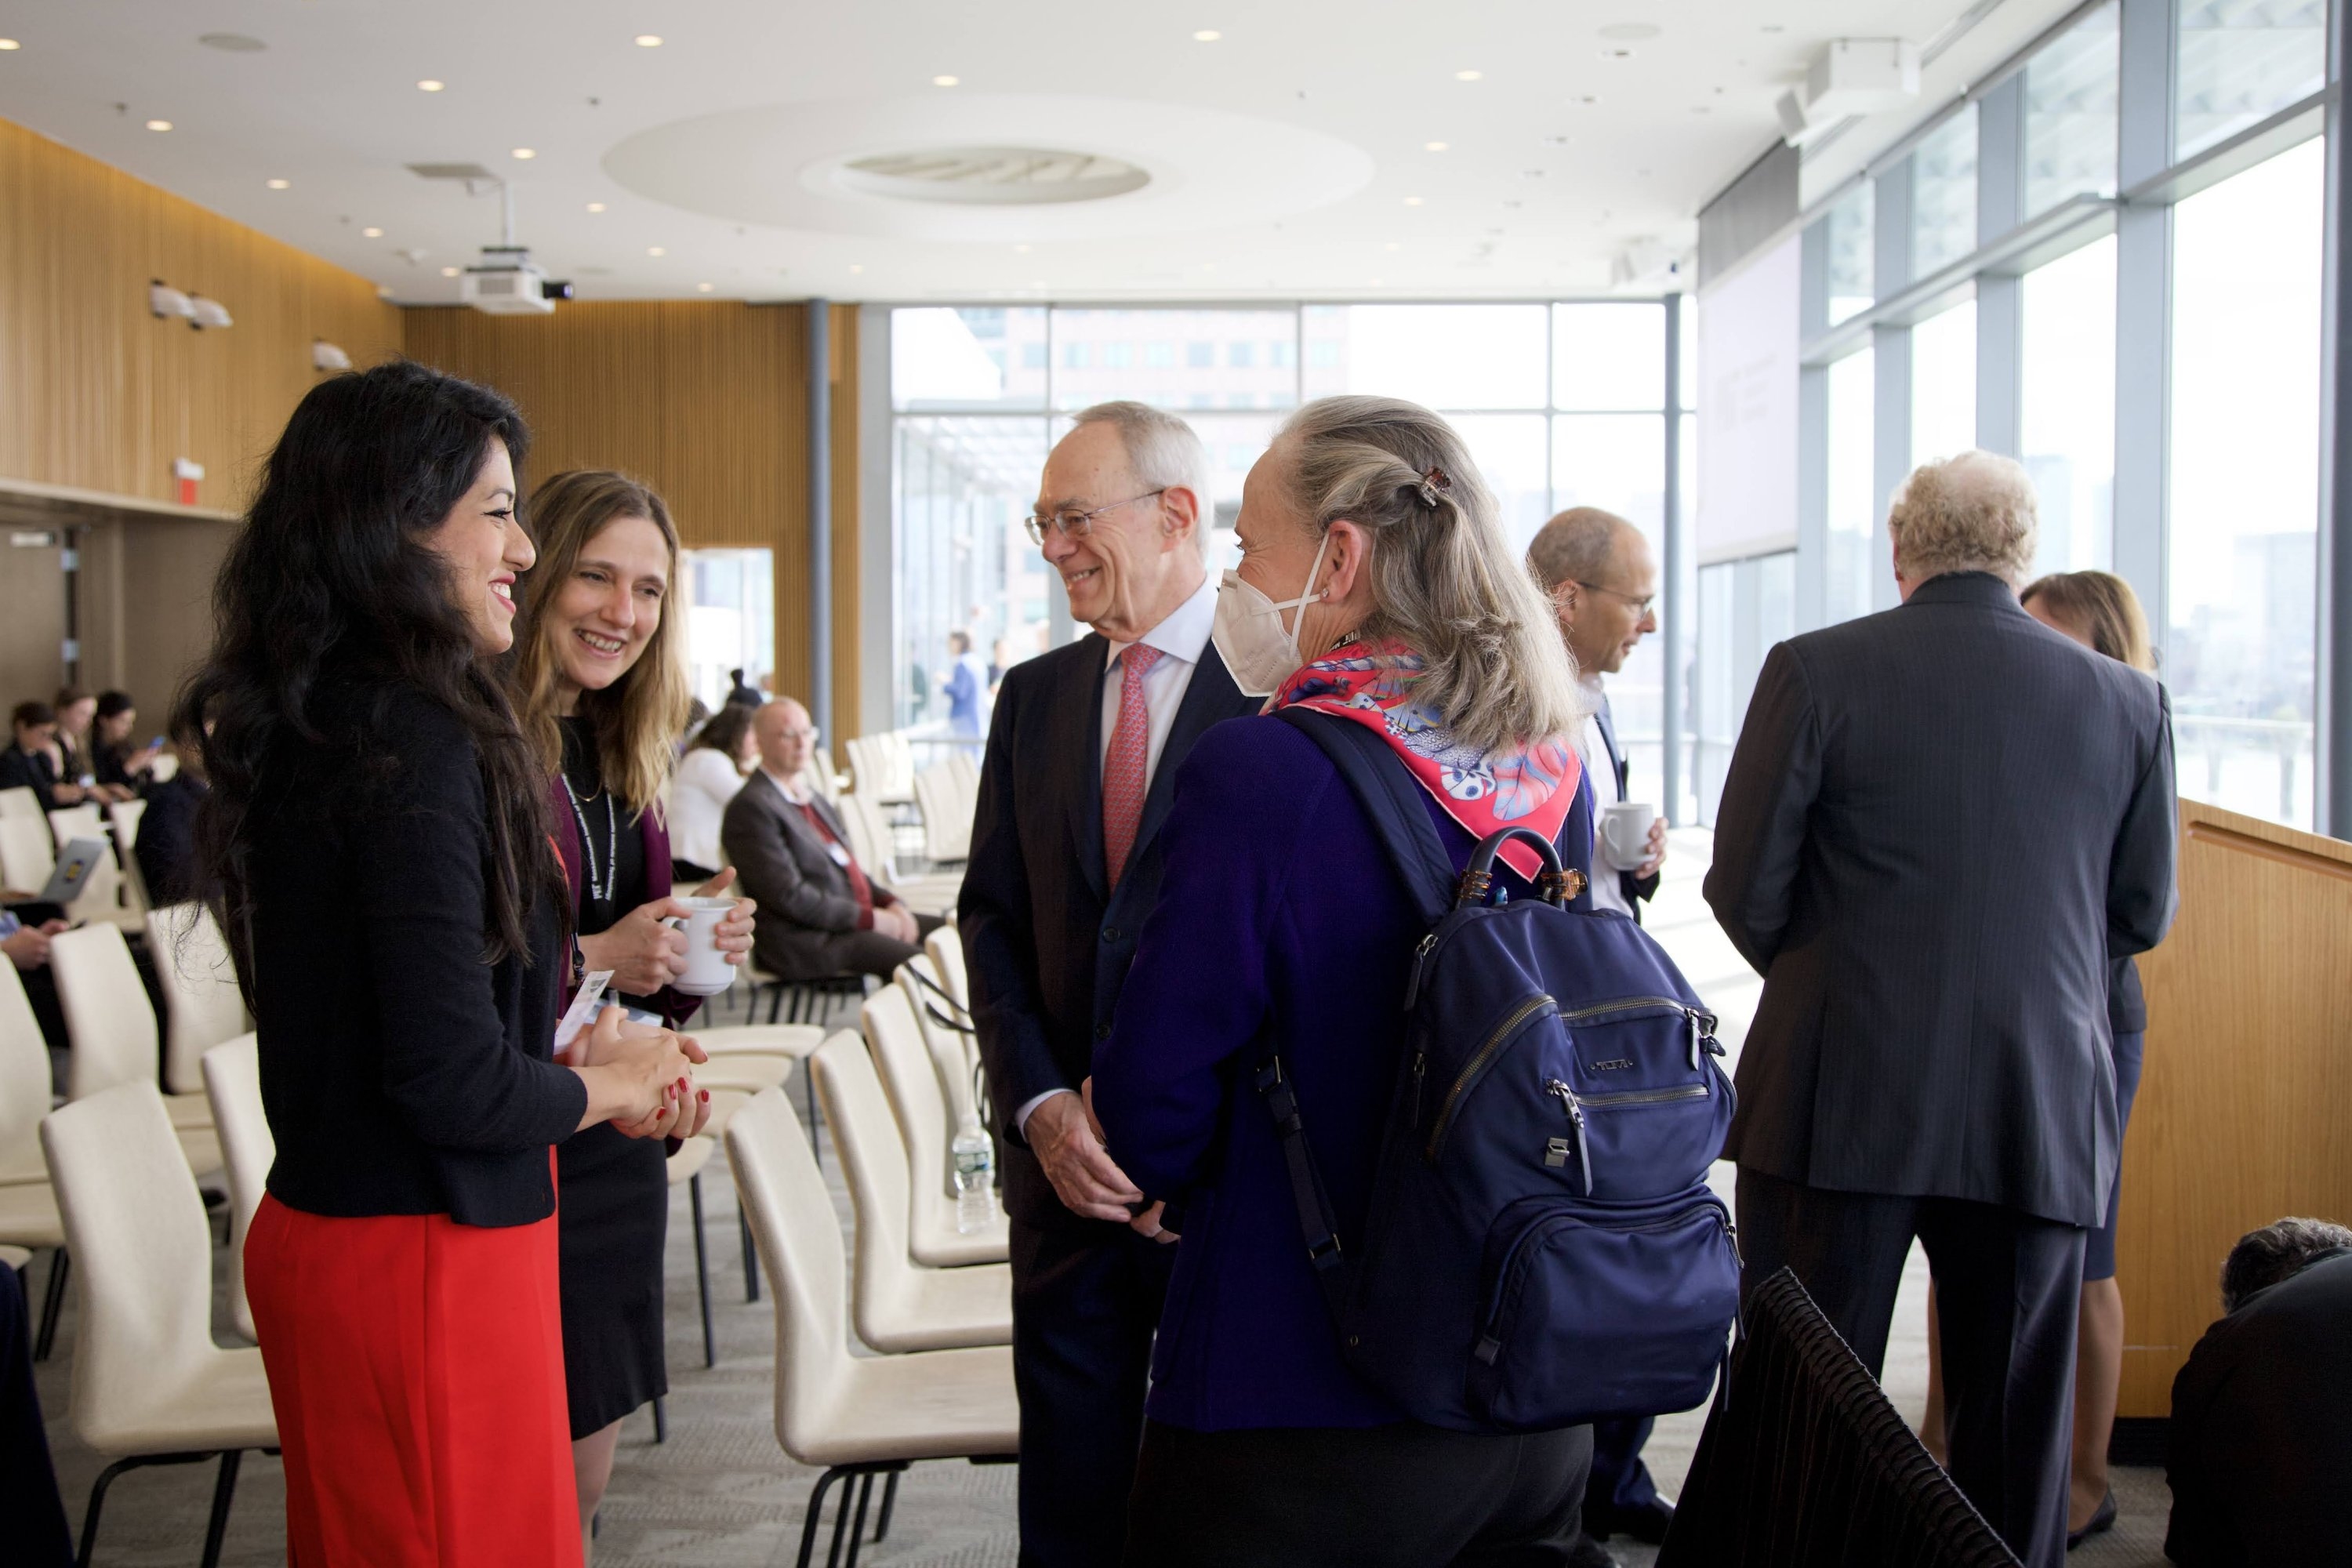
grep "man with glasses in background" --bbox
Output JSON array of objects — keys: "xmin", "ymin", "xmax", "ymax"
[
  {"xmin": 1527, "ymin": 506, "xmax": 1671, "ymax": 1563},
  {"xmin": 961, "ymin": 401, "xmax": 1258, "ymax": 1566}
]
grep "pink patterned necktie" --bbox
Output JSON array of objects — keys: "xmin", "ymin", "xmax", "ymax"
[{"xmin": 1102, "ymin": 644, "xmax": 1163, "ymax": 890}]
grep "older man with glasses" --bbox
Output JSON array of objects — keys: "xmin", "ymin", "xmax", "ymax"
[{"xmin": 960, "ymin": 401, "xmax": 1261, "ymax": 1566}]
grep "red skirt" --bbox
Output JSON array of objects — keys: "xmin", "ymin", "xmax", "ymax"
[{"xmin": 245, "ymin": 1167, "xmax": 582, "ymax": 1568}]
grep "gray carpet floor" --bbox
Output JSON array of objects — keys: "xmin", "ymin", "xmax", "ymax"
[{"xmin": 29, "ymin": 833, "xmax": 2180, "ymax": 1565}]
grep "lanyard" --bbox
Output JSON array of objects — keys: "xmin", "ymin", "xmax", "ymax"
[{"xmin": 561, "ymin": 773, "xmax": 619, "ymax": 928}]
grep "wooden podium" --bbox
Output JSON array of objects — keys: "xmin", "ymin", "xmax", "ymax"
[{"xmin": 2117, "ymin": 797, "xmax": 2352, "ymax": 1417}]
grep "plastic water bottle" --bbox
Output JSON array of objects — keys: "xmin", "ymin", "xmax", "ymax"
[{"xmin": 951, "ymin": 1120, "xmax": 995, "ymax": 1233}]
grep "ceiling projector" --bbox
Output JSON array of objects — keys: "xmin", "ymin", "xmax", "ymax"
[{"xmin": 459, "ymin": 245, "xmax": 575, "ymax": 316}]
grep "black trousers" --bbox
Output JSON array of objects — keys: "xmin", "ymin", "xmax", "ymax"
[
  {"xmin": 1124, "ymin": 1418, "xmax": 1592, "ymax": 1568},
  {"xmin": 1584, "ymin": 1416, "xmax": 1660, "ymax": 1518},
  {"xmin": 1734, "ymin": 1167, "xmax": 2086, "ymax": 1568},
  {"xmin": 1009, "ymin": 1217, "xmax": 1172, "ymax": 1568},
  {"xmin": 2, "ymin": 1262, "xmax": 72, "ymax": 1566}
]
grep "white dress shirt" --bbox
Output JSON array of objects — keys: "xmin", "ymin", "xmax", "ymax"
[
  {"xmin": 669, "ymin": 746, "xmax": 747, "ymax": 871},
  {"xmin": 1569, "ymin": 674, "xmax": 1635, "ymax": 918},
  {"xmin": 1018, "ymin": 573, "xmax": 1220, "ymax": 1137}
]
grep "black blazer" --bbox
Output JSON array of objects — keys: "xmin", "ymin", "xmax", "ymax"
[
  {"xmin": 1591, "ymin": 692, "xmax": 1661, "ymax": 919},
  {"xmin": 2165, "ymin": 1250, "xmax": 2352, "ymax": 1566},
  {"xmin": 0, "ymin": 744, "xmax": 61, "ymax": 815},
  {"xmin": 1704, "ymin": 572, "xmax": 2177, "ymax": 1228},
  {"xmin": 960, "ymin": 632, "xmax": 1260, "ymax": 1231},
  {"xmin": 720, "ymin": 770, "xmax": 898, "ymax": 981}
]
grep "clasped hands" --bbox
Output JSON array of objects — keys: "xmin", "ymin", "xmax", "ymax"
[
  {"xmin": 569, "ymin": 1001, "xmax": 713, "ymax": 1141},
  {"xmin": 575, "ymin": 867, "xmax": 758, "ymax": 995},
  {"xmin": 1025, "ymin": 1080, "xmax": 1176, "ymax": 1243}
]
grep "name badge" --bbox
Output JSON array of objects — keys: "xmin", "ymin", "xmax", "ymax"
[
  {"xmin": 824, "ymin": 840, "xmax": 851, "ymax": 868},
  {"xmin": 554, "ymin": 970, "xmax": 615, "ymax": 1051}
]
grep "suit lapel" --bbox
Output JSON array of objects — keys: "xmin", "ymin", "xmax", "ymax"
[
  {"xmin": 1057, "ymin": 634, "xmax": 1110, "ymax": 906},
  {"xmin": 1125, "ymin": 641, "xmax": 1248, "ymax": 880},
  {"xmin": 1592, "ymin": 695, "xmax": 1626, "ymax": 803}
]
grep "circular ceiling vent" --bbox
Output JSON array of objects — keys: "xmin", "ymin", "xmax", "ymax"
[{"xmin": 835, "ymin": 147, "xmax": 1149, "ymax": 205}]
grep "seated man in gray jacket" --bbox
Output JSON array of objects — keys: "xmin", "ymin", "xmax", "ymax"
[{"xmin": 720, "ymin": 698, "xmax": 941, "ymax": 981}]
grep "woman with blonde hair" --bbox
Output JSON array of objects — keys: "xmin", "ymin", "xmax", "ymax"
[
  {"xmin": 1093, "ymin": 397, "xmax": 1595, "ymax": 1564},
  {"xmin": 1922, "ymin": 567, "xmax": 2161, "ymax": 1548},
  {"xmin": 508, "ymin": 468, "xmax": 755, "ymax": 1556}
]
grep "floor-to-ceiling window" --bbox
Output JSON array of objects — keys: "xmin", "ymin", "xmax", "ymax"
[
  {"xmin": 889, "ymin": 302, "xmax": 1690, "ymax": 779},
  {"xmin": 2168, "ymin": 137, "xmax": 2325, "ymax": 829},
  {"xmin": 1911, "ymin": 300, "xmax": 1977, "ymax": 466},
  {"xmin": 2020, "ymin": 235, "xmax": 2118, "ymax": 577},
  {"xmin": 1824, "ymin": 348, "xmax": 1877, "ymax": 624}
]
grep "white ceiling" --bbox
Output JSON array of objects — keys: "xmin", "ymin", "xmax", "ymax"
[{"xmin": 0, "ymin": 0, "xmax": 2075, "ymax": 306}]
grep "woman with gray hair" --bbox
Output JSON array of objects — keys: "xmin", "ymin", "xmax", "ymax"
[{"xmin": 1092, "ymin": 396, "xmax": 1595, "ymax": 1565}]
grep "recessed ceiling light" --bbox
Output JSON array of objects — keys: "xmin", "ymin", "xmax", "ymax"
[
  {"xmin": 586, "ymin": 201, "xmax": 607, "ymax": 212},
  {"xmin": 635, "ymin": 34, "xmax": 663, "ymax": 47},
  {"xmin": 0, "ymin": 38, "xmax": 20, "ymax": 50},
  {"xmin": 376, "ymin": 285, "xmax": 394, "ymax": 299},
  {"xmin": 511, "ymin": 147, "xmax": 536, "ymax": 159},
  {"xmin": 1368, "ymin": 278, "xmax": 1384, "ymax": 286},
  {"xmin": 1403, "ymin": 196, "xmax": 1425, "ymax": 206},
  {"xmin": 361, "ymin": 226, "xmax": 383, "ymax": 238},
  {"xmin": 1455, "ymin": 69, "xmax": 1482, "ymax": 81},
  {"xmin": 1425, "ymin": 140, "xmax": 1449, "ymax": 151},
  {"xmin": 1599, "ymin": 23, "xmax": 1662, "ymax": 41},
  {"xmin": 1193, "ymin": 30, "xmax": 1221, "ymax": 42},
  {"xmin": 931, "ymin": 74, "xmax": 959, "ymax": 86},
  {"xmin": 441, "ymin": 266, "xmax": 459, "ymax": 278},
  {"xmin": 146, "ymin": 119, "xmax": 173, "ymax": 132},
  {"xmin": 1385, "ymin": 241, "xmax": 1400, "ymax": 251},
  {"xmin": 417, "ymin": 78, "xmax": 445, "ymax": 92},
  {"xmin": 1014, "ymin": 243, "xmax": 1032, "ymax": 252},
  {"xmin": 850, "ymin": 263, "xmax": 865, "ymax": 273},
  {"xmin": 696, "ymin": 281, "xmax": 713, "ymax": 292},
  {"xmin": 266, "ymin": 177, "xmax": 289, "ymax": 190},
  {"xmin": 647, "ymin": 245, "xmax": 666, "ymax": 256}
]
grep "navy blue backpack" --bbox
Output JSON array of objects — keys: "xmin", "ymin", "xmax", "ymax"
[{"xmin": 1262, "ymin": 708, "xmax": 1742, "ymax": 1434}]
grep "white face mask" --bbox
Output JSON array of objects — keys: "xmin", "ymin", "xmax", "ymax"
[{"xmin": 1210, "ymin": 530, "xmax": 1332, "ymax": 697}]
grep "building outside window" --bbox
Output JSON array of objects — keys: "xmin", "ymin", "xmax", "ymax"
[
  {"xmin": 2024, "ymin": 2, "xmax": 2120, "ymax": 218},
  {"xmin": 1824, "ymin": 182, "xmax": 1874, "ymax": 326},
  {"xmin": 679, "ymin": 549, "xmax": 775, "ymax": 713},
  {"xmin": 2176, "ymin": 0, "xmax": 2326, "ymax": 160},
  {"xmin": 1912, "ymin": 104, "xmax": 1980, "ymax": 278},
  {"xmin": 2168, "ymin": 138, "xmax": 2324, "ymax": 829},
  {"xmin": 1911, "ymin": 299, "xmax": 1977, "ymax": 466},
  {"xmin": 1824, "ymin": 348, "xmax": 1876, "ymax": 625}
]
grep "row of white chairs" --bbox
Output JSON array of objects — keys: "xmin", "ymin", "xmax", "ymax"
[{"xmin": 0, "ymin": 799, "xmax": 152, "ymax": 935}]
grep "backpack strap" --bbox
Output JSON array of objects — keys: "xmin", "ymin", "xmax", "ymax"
[
  {"xmin": 1271, "ymin": 706, "xmax": 1455, "ymax": 926},
  {"xmin": 1253, "ymin": 1054, "xmax": 1351, "ymax": 1317}
]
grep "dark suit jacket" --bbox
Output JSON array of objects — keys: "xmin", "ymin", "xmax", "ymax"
[
  {"xmin": 2165, "ymin": 1250, "xmax": 2352, "ymax": 1566},
  {"xmin": 960, "ymin": 632, "xmax": 1259, "ymax": 1231},
  {"xmin": 0, "ymin": 745, "xmax": 61, "ymax": 816},
  {"xmin": 1592, "ymin": 692, "xmax": 1661, "ymax": 919},
  {"xmin": 720, "ymin": 770, "xmax": 897, "ymax": 982},
  {"xmin": 134, "ymin": 773, "xmax": 207, "ymax": 908},
  {"xmin": 1704, "ymin": 571, "xmax": 2177, "ymax": 1228}
]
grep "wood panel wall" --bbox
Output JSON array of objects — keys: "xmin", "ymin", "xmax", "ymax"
[
  {"xmin": 2118, "ymin": 799, "xmax": 2352, "ymax": 1415},
  {"xmin": 401, "ymin": 301, "xmax": 862, "ymax": 731},
  {"xmin": 0, "ymin": 114, "xmax": 402, "ymax": 510}
]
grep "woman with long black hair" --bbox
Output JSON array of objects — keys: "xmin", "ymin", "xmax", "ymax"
[{"xmin": 174, "ymin": 361, "xmax": 707, "ymax": 1566}]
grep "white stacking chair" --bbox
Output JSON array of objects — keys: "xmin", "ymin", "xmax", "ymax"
[
  {"xmin": 861, "ymin": 989, "xmax": 1006, "ymax": 1266},
  {"xmin": 50, "ymin": 924, "xmax": 221, "ymax": 1176},
  {"xmin": 42, "ymin": 1083, "xmax": 277, "ymax": 1567},
  {"xmin": 912, "ymin": 765, "xmax": 972, "ymax": 865},
  {"xmin": 726, "ymin": 1087, "xmax": 1017, "ymax": 1568},
  {"xmin": 198, "ymin": 1036, "xmax": 268, "ymax": 1345},
  {"xmin": 110, "ymin": 799, "xmax": 152, "ymax": 919},
  {"xmin": 670, "ymin": 1135, "xmax": 721, "ymax": 1370},
  {"xmin": 923, "ymin": 927, "xmax": 970, "ymax": 1012},
  {"xmin": 148, "ymin": 904, "xmax": 252, "ymax": 1095},
  {"xmin": 945, "ymin": 748, "xmax": 979, "ymax": 806},
  {"xmin": 66, "ymin": 835, "xmax": 140, "ymax": 932},
  {"xmin": 148, "ymin": 751, "xmax": 180, "ymax": 783},
  {"xmin": 0, "ymin": 784, "xmax": 42, "ymax": 822},
  {"xmin": 897, "ymin": 957, "xmax": 981, "ymax": 1138},
  {"xmin": 46, "ymin": 802, "xmax": 104, "ymax": 851},
  {"xmin": 811, "ymin": 1033, "xmax": 1011, "ymax": 1353},
  {"xmin": 0, "ymin": 962, "xmax": 69, "ymax": 1358},
  {"xmin": 0, "ymin": 815, "xmax": 55, "ymax": 896}
]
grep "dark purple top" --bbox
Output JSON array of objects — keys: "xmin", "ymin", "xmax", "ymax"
[{"xmin": 1094, "ymin": 714, "xmax": 1528, "ymax": 1432}]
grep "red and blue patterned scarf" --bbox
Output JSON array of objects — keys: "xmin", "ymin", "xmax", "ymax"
[{"xmin": 1269, "ymin": 637, "xmax": 1581, "ymax": 877}]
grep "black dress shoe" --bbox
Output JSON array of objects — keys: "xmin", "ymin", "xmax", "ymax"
[
  {"xmin": 2066, "ymin": 1490, "xmax": 2117, "ymax": 1551},
  {"xmin": 1565, "ymin": 1534, "xmax": 1621, "ymax": 1568},
  {"xmin": 1586, "ymin": 1498, "xmax": 1675, "ymax": 1544}
]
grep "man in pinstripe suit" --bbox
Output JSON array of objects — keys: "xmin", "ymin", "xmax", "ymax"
[{"xmin": 1704, "ymin": 451, "xmax": 2176, "ymax": 1568}]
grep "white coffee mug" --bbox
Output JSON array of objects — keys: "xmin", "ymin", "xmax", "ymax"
[
  {"xmin": 1598, "ymin": 802, "xmax": 1656, "ymax": 873},
  {"xmin": 669, "ymin": 896, "xmax": 740, "ymax": 996}
]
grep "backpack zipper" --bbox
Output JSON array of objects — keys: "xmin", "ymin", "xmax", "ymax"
[
  {"xmin": 1540, "ymin": 1078, "xmax": 1592, "ymax": 1193},
  {"xmin": 1425, "ymin": 993, "xmax": 1556, "ymax": 1161},
  {"xmin": 1577, "ymin": 1083, "xmax": 1711, "ymax": 1108}
]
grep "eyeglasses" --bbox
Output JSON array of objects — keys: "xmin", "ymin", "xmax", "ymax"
[
  {"xmin": 1573, "ymin": 580, "xmax": 1657, "ymax": 618},
  {"xmin": 1024, "ymin": 488, "xmax": 1166, "ymax": 546}
]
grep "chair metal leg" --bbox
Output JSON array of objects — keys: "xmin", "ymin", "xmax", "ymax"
[
  {"xmin": 199, "ymin": 1450, "xmax": 242, "ymax": 1568},
  {"xmin": 34, "ymin": 1245, "xmax": 68, "ymax": 1360},
  {"xmin": 78, "ymin": 1451, "xmax": 212, "ymax": 1568},
  {"xmin": 741, "ymin": 1208, "xmax": 760, "ymax": 1302},
  {"xmin": 843, "ymin": 1474, "xmax": 875, "ymax": 1568},
  {"xmin": 691, "ymin": 1171, "xmax": 715, "ymax": 1368},
  {"xmin": 794, "ymin": 1468, "xmax": 848, "ymax": 1568},
  {"xmin": 874, "ymin": 1469, "xmax": 900, "ymax": 1543},
  {"xmin": 802, "ymin": 1069, "xmax": 822, "ymax": 1164},
  {"xmin": 824, "ymin": 1470, "xmax": 858, "ymax": 1568},
  {"xmin": 652, "ymin": 1395, "xmax": 667, "ymax": 1445}
]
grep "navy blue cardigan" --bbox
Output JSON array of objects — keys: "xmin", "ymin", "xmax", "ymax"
[{"xmin": 1094, "ymin": 713, "xmax": 1544, "ymax": 1432}]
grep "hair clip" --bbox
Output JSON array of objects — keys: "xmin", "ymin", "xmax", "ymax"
[{"xmin": 1414, "ymin": 466, "xmax": 1452, "ymax": 510}]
